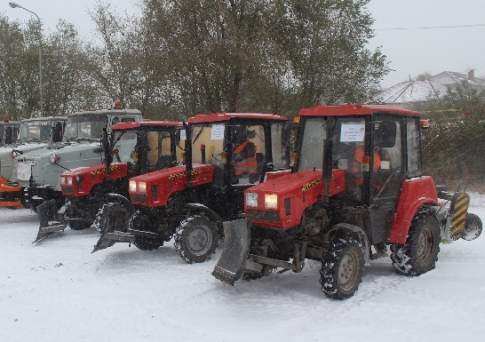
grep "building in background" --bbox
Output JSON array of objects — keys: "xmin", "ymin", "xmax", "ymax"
[{"xmin": 378, "ymin": 70, "xmax": 485, "ymax": 106}]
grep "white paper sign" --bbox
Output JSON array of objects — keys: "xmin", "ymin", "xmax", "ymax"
[
  {"xmin": 179, "ymin": 129, "xmax": 186, "ymax": 141},
  {"xmin": 341, "ymin": 122, "xmax": 365, "ymax": 142},
  {"xmin": 210, "ymin": 124, "xmax": 225, "ymax": 140}
]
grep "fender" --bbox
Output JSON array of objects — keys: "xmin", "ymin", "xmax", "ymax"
[
  {"xmin": 325, "ymin": 223, "xmax": 371, "ymax": 264},
  {"xmin": 388, "ymin": 176, "xmax": 439, "ymax": 245},
  {"xmin": 104, "ymin": 193, "xmax": 132, "ymax": 208},
  {"xmin": 184, "ymin": 202, "xmax": 222, "ymax": 224}
]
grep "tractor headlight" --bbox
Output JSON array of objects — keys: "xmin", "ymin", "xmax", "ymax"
[
  {"xmin": 264, "ymin": 194, "xmax": 278, "ymax": 210},
  {"xmin": 65, "ymin": 176, "xmax": 73, "ymax": 186},
  {"xmin": 138, "ymin": 182, "xmax": 147, "ymax": 193},
  {"xmin": 129, "ymin": 180, "xmax": 137, "ymax": 193},
  {"xmin": 246, "ymin": 192, "xmax": 258, "ymax": 208},
  {"xmin": 49, "ymin": 153, "xmax": 60, "ymax": 164}
]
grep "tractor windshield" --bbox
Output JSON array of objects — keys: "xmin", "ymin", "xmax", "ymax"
[
  {"xmin": 299, "ymin": 118, "xmax": 326, "ymax": 171},
  {"xmin": 19, "ymin": 120, "xmax": 58, "ymax": 143},
  {"xmin": 64, "ymin": 114, "xmax": 107, "ymax": 142},
  {"xmin": 112, "ymin": 130, "xmax": 138, "ymax": 164},
  {"xmin": 191, "ymin": 124, "xmax": 225, "ymax": 166},
  {"xmin": 114, "ymin": 128, "xmax": 176, "ymax": 171}
]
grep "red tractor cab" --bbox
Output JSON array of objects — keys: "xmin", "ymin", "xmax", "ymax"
[
  {"xmin": 213, "ymin": 105, "xmax": 482, "ymax": 299},
  {"xmin": 35, "ymin": 120, "xmax": 183, "ymax": 242},
  {"xmin": 93, "ymin": 113, "xmax": 290, "ymax": 264}
]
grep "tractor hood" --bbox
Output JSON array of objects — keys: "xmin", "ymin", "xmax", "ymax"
[
  {"xmin": 0, "ymin": 143, "xmax": 49, "ymax": 180},
  {"xmin": 129, "ymin": 163, "xmax": 215, "ymax": 208},
  {"xmin": 61, "ymin": 163, "xmax": 129, "ymax": 198},
  {"xmin": 14, "ymin": 141, "xmax": 104, "ymax": 191},
  {"xmin": 244, "ymin": 169, "xmax": 345, "ymax": 229}
]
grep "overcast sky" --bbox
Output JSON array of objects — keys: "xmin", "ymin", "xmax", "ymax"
[{"xmin": 3, "ymin": 0, "xmax": 485, "ymax": 87}]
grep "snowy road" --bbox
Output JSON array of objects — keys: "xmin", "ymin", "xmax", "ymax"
[{"xmin": 1, "ymin": 195, "xmax": 484, "ymax": 342}]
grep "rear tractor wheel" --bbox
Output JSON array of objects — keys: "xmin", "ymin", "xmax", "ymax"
[
  {"xmin": 174, "ymin": 215, "xmax": 218, "ymax": 264},
  {"xmin": 320, "ymin": 238, "xmax": 364, "ymax": 299},
  {"xmin": 391, "ymin": 212, "xmax": 440, "ymax": 276}
]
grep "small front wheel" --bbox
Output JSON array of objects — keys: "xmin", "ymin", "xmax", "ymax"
[
  {"xmin": 320, "ymin": 238, "xmax": 364, "ymax": 299},
  {"xmin": 174, "ymin": 215, "xmax": 218, "ymax": 264}
]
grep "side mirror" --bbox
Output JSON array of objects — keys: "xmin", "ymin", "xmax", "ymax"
[{"xmin": 420, "ymin": 119, "xmax": 430, "ymax": 129}]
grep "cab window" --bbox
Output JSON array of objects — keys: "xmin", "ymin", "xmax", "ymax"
[
  {"xmin": 271, "ymin": 122, "xmax": 288, "ymax": 170},
  {"xmin": 146, "ymin": 130, "xmax": 174, "ymax": 169},
  {"xmin": 230, "ymin": 124, "xmax": 266, "ymax": 185}
]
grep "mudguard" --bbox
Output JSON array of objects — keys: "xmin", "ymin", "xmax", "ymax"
[{"xmin": 212, "ymin": 218, "xmax": 251, "ymax": 285}]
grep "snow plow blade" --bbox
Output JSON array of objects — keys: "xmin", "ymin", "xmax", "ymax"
[
  {"xmin": 212, "ymin": 218, "xmax": 251, "ymax": 285},
  {"xmin": 34, "ymin": 200, "xmax": 66, "ymax": 243},
  {"xmin": 92, "ymin": 230, "xmax": 135, "ymax": 253},
  {"xmin": 91, "ymin": 202, "xmax": 133, "ymax": 253}
]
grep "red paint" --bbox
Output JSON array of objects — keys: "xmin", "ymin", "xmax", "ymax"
[
  {"xmin": 0, "ymin": 181, "xmax": 23, "ymax": 208},
  {"xmin": 299, "ymin": 104, "xmax": 421, "ymax": 118},
  {"xmin": 112, "ymin": 120, "xmax": 182, "ymax": 131},
  {"xmin": 388, "ymin": 176, "xmax": 438, "ymax": 244},
  {"xmin": 245, "ymin": 169, "xmax": 345, "ymax": 229},
  {"xmin": 61, "ymin": 163, "xmax": 129, "ymax": 198},
  {"xmin": 129, "ymin": 164, "xmax": 215, "ymax": 208},
  {"xmin": 188, "ymin": 113, "xmax": 287, "ymax": 124}
]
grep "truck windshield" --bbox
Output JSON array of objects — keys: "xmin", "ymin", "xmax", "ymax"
[
  {"xmin": 18, "ymin": 121, "xmax": 57, "ymax": 143},
  {"xmin": 64, "ymin": 114, "xmax": 107, "ymax": 142},
  {"xmin": 298, "ymin": 118, "xmax": 326, "ymax": 171},
  {"xmin": 191, "ymin": 124, "xmax": 225, "ymax": 166}
]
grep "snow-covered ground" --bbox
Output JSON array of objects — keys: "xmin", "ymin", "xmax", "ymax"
[{"xmin": 1, "ymin": 195, "xmax": 484, "ymax": 342}]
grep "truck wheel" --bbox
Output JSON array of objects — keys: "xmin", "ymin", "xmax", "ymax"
[
  {"xmin": 320, "ymin": 238, "xmax": 364, "ymax": 299},
  {"xmin": 462, "ymin": 213, "xmax": 483, "ymax": 241},
  {"xmin": 174, "ymin": 215, "xmax": 218, "ymax": 264},
  {"xmin": 391, "ymin": 213, "xmax": 440, "ymax": 276},
  {"xmin": 69, "ymin": 221, "xmax": 91, "ymax": 230}
]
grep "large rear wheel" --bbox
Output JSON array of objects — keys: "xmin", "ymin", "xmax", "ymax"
[
  {"xmin": 391, "ymin": 213, "xmax": 440, "ymax": 276},
  {"xmin": 320, "ymin": 238, "xmax": 364, "ymax": 299},
  {"xmin": 174, "ymin": 215, "xmax": 218, "ymax": 264}
]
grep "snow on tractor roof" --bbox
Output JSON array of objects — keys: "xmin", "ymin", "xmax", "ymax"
[
  {"xmin": 188, "ymin": 112, "xmax": 287, "ymax": 124},
  {"xmin": 21, "ymin": 116, "xmax": 67, "ymax": 123},
  {"xmin": 112, "ymin": 120, "xmax": 182, "ymax": 131},
  {"xmin": 69, "ymin": 109, "xmax": 142, "ymax": 117},
  {"xmin": 299, "ymin": 104, "xmax": 421, "ymax": 117}
]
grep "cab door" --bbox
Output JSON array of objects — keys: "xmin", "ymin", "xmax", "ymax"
[{"xmin": 368, "ymin": 114, "xmax": 405, "ymax": 244}]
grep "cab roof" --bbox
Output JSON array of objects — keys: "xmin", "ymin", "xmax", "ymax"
[
  {"xmin": 188, "ymin": 112, "xmax": 287, "ymax": 124},
  {"xmin": 112, "ymin": 120, "xmax": 182, "ymax": 131},
  {"xmin": 299, "ymin": 104, "xmax": 420, "ymax": 117},
  {"xmin": 21, "ymin": 116, "xmax": 67, "ymax": 123},
  {"xmin": 69, "ymin": 109, "xmax": 142, "ymax": 117}
]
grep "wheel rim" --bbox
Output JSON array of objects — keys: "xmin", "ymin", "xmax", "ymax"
[
  {"xmin": 187, "ymin": 225, "xmax": 213, "ymax": 256},
  {"xmin": 338, "ymin": 250, "xmax": 359, "ymax": 292},
  {"xmin": 416, "ymin": 228, "xmax": 434, "ymax": 261}
]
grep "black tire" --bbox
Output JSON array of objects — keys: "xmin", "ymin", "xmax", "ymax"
[
  {"xmin": 174, "ymin": 215, "xmax": 218, "ymax": 264},
  {"xmin": 320, "ymin": 238, "xmax": 364, "ymax": 299},
  {"xmin": 129, "ymin": 211, "xmax": 163, "ymax": 251},
  {"xmin": 462, "ymin": 213, "xmax": 483, "ymax": 241},
  {"xmin": 134, "ymin": 237, "xmax": 163, "ymax": 251},
  {"xmin": 69, "ymin": 220, "xmax": 91, "ymax": 230},
  {"xmin": 391, "ymin": 213, "xmax": 440, "ymax": 276}
]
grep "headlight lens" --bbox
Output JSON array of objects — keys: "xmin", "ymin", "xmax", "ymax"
[
  {"xmin": 65, "ymin": 176, "xmax": 73, "ymax": 186},
  {"xmin": 50, "ymin": 153, "xmax": 60, "ymax": 164},
  {"xmin": 129, "ymin": 180, "xmax": 137, "ymax": 193},
  {"xmin": 246, "ymin": 192, "xmax": 258, "ymax": 208},
  {"xmin": 138, "ymin": 182, "xmax": 147, "ymax": 193},
  {"xmin": 264, "ymin": 194, "xmax": 278, "ymax": 210}
]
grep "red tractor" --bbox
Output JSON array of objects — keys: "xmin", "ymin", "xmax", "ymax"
[
  {"xmin": 213, "ymin": 105, "xmax": 483, "ymax": 299},
  {"xmin": 35, "ymin": 120, "xmax": 184, "ymax": 242},
  {"xmin": 93, "ymin": 113, "xmax": 289, "ymax": 264}
]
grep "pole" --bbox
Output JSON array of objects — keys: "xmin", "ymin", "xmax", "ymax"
[{"xmin": 9, "ymin": 3, "xmax": 43, "ymax": 116}]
